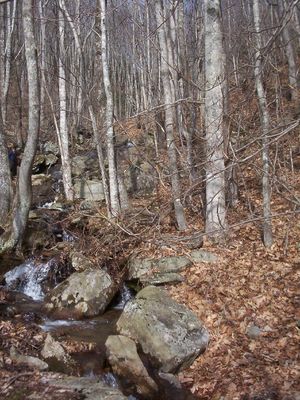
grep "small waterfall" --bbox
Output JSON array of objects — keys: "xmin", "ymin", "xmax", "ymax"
[
  {"xmin": 114, "ymin": 283, "xmax": 134, "ymax": 309},
  {"xmin": 4, "ymin": 259, "xmax": 53, "ymax": 300}
]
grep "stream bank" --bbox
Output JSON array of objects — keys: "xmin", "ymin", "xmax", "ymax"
[{"xmin": 0, "ymin": 248, "xmax": 211, "ymax": 399}]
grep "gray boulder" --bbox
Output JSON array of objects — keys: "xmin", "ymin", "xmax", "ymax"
[
  {"xmin": 128, "ymin": 256, "xmax": 191, "ymax": 285},
  {"xmin": 45, "ymin": 269, "xmax": 116, "ymax": 318},
  {"xmin": 190, "ymin": 249, "xmax": 218, "ymax": 263},
  {"xmin": 45, "ymin": 376, "xmax": 127, "ymax": 400},
  {"xmin": 117, "ymin": 286, "xmax": 209, "ymax": 373},
  {"xmin": 10, "ymin": 346, "xmax": 48, "ymax": 371},
  {"xmin": 106, "ymin": 335, "xmax": 158, "ymax": 398},
  {"xmin": 74, "ymin": 179, "xmax": 105, "ymax": 201}
]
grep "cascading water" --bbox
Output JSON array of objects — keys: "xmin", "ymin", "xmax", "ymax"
[
  {"xmin": 114, "ymin": 283, "xmax": 134, "ymax": 309},
  {"xmin": 4, "ymin": 258, "xmax": 53, "ymax": 300}
]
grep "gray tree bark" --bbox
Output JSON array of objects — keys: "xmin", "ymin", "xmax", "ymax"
[
  {"xmin": 58, "ymin": 3, "xmax": 73, "ymax": 201},
  {"xmin": 0, "ymin": 108, "xmax": 12, "ymax": 228},
  {"xmin": 0, "ymin": 0, "xmax": 40, "ymax": 253},
  {"xmin": 155, "ymin": 0, "xmax": 187, "ymax": 231},
  {"xmin": 253, "ymin": 0, "xmax": 273, "ymax": 248},
  {"xmin": 99, "ymin": 0, "xmax": 120, "ymax": 216},
  {"xmin": 204, "ymin": 0, "xmax": 227, "ymax": 238}
]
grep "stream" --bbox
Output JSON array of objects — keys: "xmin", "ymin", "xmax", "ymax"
[{"xmin": 1, "ymin": 257, "xmax": 195, "ymax": 399}]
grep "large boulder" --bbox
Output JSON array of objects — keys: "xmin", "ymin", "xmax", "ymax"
[
  {"xmin": 74, "ymin": 179, "xmax": 105, "ymax": 201},
  {"xmin": 105, "ymin": 335, "xmax": 158, "ymax": 398},
  {"xmin": 44, "ymin": 269, "xmax": 116, "ymax": 318},
  {"xmin": 117, "ymin": 286, "xmax": 209, "ymax": 373},
  {"xmin": 45, "ymin": 376, "xmax": 127, "ymax": 400},
  {"xmin": 127, "ymin": 256, "xmax": 191, "ymax": 285}
]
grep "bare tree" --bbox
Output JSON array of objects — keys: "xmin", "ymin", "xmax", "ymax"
[
  {"xmin": 155, "ymin": 0, "xmax": 187, "ymax": 231},
  {"xmin": 0, "ymin": 108, "xmax": 12, "ymax": 227},
  {"xmin": 204, "ymin": 0, "xmax": 227, "ymax": 238},
  {"xmin": 253, "ymin": 0, "xmax": 273, "ymax": 248},
  {"xmin": 0, "ymin": 0, "xmax": 40, "ymax": 253},
  {"xmin": 58, "ymin": 2, "xmax": 73, "ymax": 201},
  {"xmin": 99, "ymin": 0, "xmax": 120, "ymax": 216}
]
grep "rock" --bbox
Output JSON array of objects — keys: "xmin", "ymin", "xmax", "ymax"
[
  {"xmin": 127, "ymin": 256, "xmax": 191, "ymax": 285},
  {"xmin": 190, "ymin": 249, "xmax": 218, "ymax": 263},
  {"xmin": 246, "ymin": 324, "xmax": 262, "ymax": 339},
  {"xmin": 45, "ymin": 153, "xmax": 58, "ymax": 166},
  {"xmin": 41, "ymin": 334, "xmax": 76, "ymax": 374},
  {"xmin": 140, "ymin": 272, "xmax": 184, "ymax": 285},
  {"xmin": 117, "ymin": 286, "xmax": 209, "ymax": 373},
  {"xmin": 158, "ymin": 372, "xmax": 182, "ymax": 389},
  {"xmin": 33, "ymin": 154, "xmax": 46, "ymax": 173},
  {"xmin": 45, "ymin": 269, "xmax": 117, "ymax": 318},
  {"xmin": 70, "ymin": 252, "xmax": 94, "ymax": 272},
  {"xmin": 74, "ymin": 179, "xmax": 105, "ymax": 201},
  {"xmin": 10, "ymin": 346, "xmax": 48, "ymax": 371},
  {"xmin": 43, "ymin": 141, "xmax": 59, "ymax": 155},
  {"xmin": 44, "ymin": 376, "xmax": 127, "ymax": 400},
  {"xmin": 72, "ymin": 155, "xmax": 87, "ymax": 176},
  {"xmin": 41, "ymin": 333, "xmax": 67, "ymax": 361},
  {"xmin": 105, "ymin": 335, "xmax": 158, "ymax": 398},
  {"xmin": 72, "ymin": 155, "xmax": 98, "ymax": 177},
  {"xmin": 32, "ymin": 173, "xmax": 52, "ymax": 186}
]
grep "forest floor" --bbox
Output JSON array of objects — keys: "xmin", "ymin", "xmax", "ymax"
[
  {"xmin": 1, "ymin": 178, "xmax": 299, "ymax": 400},
  {"xmin": 1, "ymin": 126, "xmax": 300, "ymax": 400}
]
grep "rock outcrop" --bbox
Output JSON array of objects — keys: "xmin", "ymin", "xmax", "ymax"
[
  {"xmin": 44, "ymin": 269, "xmax": 116, "ymax": 318},
  {"xmin": 105, "ymin": 335, "xmax": 158, "ymax": 398},
  {"xmin": 117, "ymin": 286, "xmax": 209, "ymax": 373}
]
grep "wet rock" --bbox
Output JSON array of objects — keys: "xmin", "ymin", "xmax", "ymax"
[
  {"xmin": 45, "ymin": 269, "xmax": 117, "ymax": 318},
  {"xmin": 106, "ymin": 335, "xmax": 158, "ymax": 398},
  {"xmin": 127, "ymin": 256, "xmax": 191, "ymax": 285},
  {"xmin": 74, "ymin": 179, "xmax": 105, "ymax": 201},
  {"xmin": 45, "ymin": 376, "xmax": 127, "ymax": 400},
  {"xmin": 117, "ymin": 286, "xmax": 209, "ymax": 373},
  {"xmin": 10, "ymin": 346, "xmax": 48, "ymax": 371}
]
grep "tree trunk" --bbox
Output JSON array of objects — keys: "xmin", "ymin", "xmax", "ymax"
[
  {"xmin": 58, "ymin": 4, "xmax": 73, "ymax": 201},
  {"xmin": 155, "ymin": 0, "xmax": 187, "ymax": 231},
  {"xmin": 204, "ymin": 0, "xmax": 227, "ymax": 238},
  {"xmin": 99, "ymin": 0, "xmax": 120, "ymax": 216},
  {"xmin": 253, "ymin": 0, "xmax": 273, "ymax": 247},
  {"xmin": 0, "ymin": 0, "xmax": 40, "ymax": 253},
  {"xmin": 0, "ymin": 108, "xmax": 12, "ymax": 227},
  {"xmin": 277, "ymin": 0, "xmax": 299, "ymax": 106}
]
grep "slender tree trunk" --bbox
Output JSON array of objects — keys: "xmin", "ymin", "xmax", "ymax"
[
  {"xmin": 1, "ymin": 0, "xmax": 17, "ymax": 124},
  {"xmin": 253, "ymin": 0, "xmax": 273, "ymax": 248},
  {"xmin": 99, "ymin": 0, "xmax": 120, "ymax": 216},
  {"xmin": 155, "ymin": 0, "xmax": 187, "ymax": 231},
  {"xmin": 58, "ymin": 5, "xmax": 73, "ymax": 201},
  {"xmin": 0, "ymin": 0, "xmax": 40, "ymax": 253},
  {"xmin": 204, "ymin": 0, "xmax": 227, "ymax": 238},
  {"xmin": 277, "ymin": 0, "xmax": 299, "ymax": 106},
  {"xmin": 0, "ymin": 108, "xmax": 12, "ymax": 227},
  {"xmin": 88, "ymin": 104, "xmax": 111, "ymax": 217}
]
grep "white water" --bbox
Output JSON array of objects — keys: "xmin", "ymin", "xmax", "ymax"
[
  {"xmin": 114, "ymin": 283, "xmax": 134, "ymax": 309},
  {"xmin": 4, "ymin": 259, "xmax": 53, "ymax": 300}
]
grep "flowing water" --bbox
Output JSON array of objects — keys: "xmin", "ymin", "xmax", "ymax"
[
  {"xmin": 2, "ymin": 258, "xmax": 194, "ymax": 400},
  {"xmin": 4, "ymin": 258, "xmax": 54, "ymax": 300}
]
